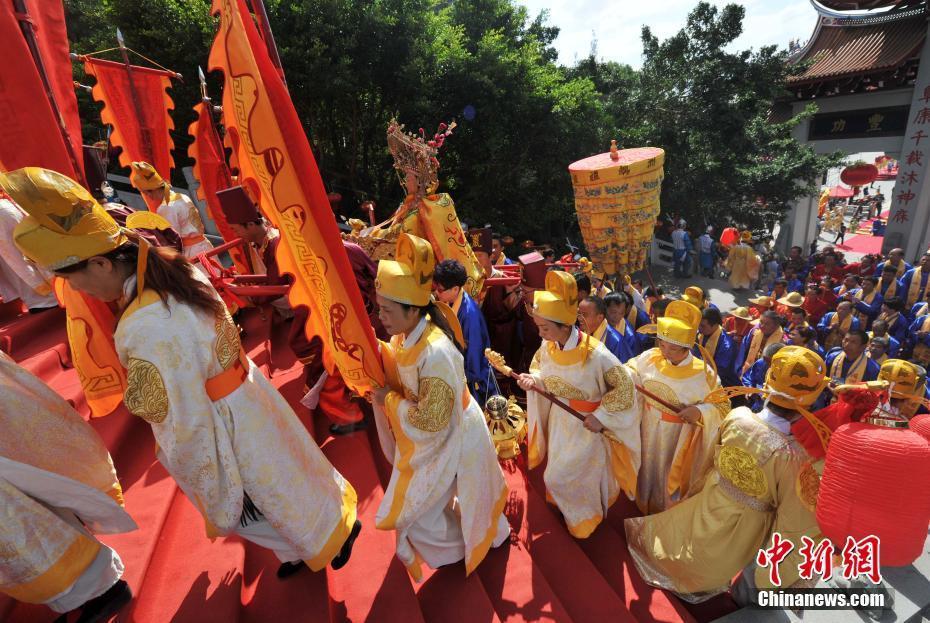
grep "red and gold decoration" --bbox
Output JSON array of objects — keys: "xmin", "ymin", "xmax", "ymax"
[
  {"xmin": 569, "ymin": 141, "xmax": 665, "ymax": 275},
  {"xmin": 209, "ymin": 0, "xmax": 384, "ymax": 394},
  {"xmin": 840, "ymin": 162, "xmax": 879, "ymax": 187}
]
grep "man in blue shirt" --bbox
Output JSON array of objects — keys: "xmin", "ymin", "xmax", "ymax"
[
  {"xmin": 694, "ymin": 307, "xmax": 738, "ymax": 387},
  {"xmin": 604, "ymin": 291, "xmax": 641, "ymax": 362},
  {"xmin": 433, "ymin": 259, "xmax": 494, "ymax": 404},
  {"xmin": 841, "ymin": 275, "xmax": 883, "ymax": 329},
  {"xmin": 741, "ymin": 342, "xmax": 785, "ymax": 411},
  {"xmin": 899, "ymin": 252, "xmax": 930, "ymax": 308},
  {"xmin": 578, "ymin": 295, "xmax": 626, "ymax": 362},
  {"xmin": 816, "ymin": 329, "xmax": 881, "ymax": 409}
]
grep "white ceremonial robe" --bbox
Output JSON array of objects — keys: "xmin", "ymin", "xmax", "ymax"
[
  {"xmin": 0, "ymin": 352, "xmax": 134, "ymax": 611},
  {"xmin": 626, "ymin": 349, "xmax": 728, "ymax": 515},
  {"xmin": 156, "ymin": 193, "xmax": 213, "ymax": 261},
  {"xmin": 374, "ymin": 318, "xmax": 510, "ymax": 580},
  {"xmin": 0, "ymin": 197, "xmax": 56, "ymax": 309},
  {"xmin": 115, "ymin": 279, "xmax": 356, "ymax": 570},
  {"xmin": 525, "ymin": 328, "xmax": 641, "ymax": 538}
]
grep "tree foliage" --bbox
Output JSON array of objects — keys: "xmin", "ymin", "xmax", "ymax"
[{"xmin": 62, "ymin": 0, "xmax": 838, "ymax": 243}]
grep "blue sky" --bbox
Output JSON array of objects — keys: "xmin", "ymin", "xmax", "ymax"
[{"xmin": 514, "ymin": 0, "xmax": 820, "ymax": 68}]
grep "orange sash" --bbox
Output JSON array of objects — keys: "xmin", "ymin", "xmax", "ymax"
[{"xmin": 205, "ymin": 349, "xmax": 249, "ymax": 401}]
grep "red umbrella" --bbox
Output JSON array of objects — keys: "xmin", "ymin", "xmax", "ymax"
[{"xmin": 829, "ymin": 185, "xmax": 854, "ymax": 199}]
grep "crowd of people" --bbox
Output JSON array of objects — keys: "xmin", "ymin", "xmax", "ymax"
[{"xmin": 1, "ymin": 155, "xmax": 926, "ymax": 622}]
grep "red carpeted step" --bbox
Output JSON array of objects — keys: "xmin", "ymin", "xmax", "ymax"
[
  {"xmin": 416, "ymin": 564, "xmax": 501, "ymax": 623},
  {"xmin": 0, "ymin": 307, "xmax": 65, "ymax": 359},
  {"xmin": 504, "ymin": 463, "xmax": 636, "ymax": 622},
  {"xmin": 239, "ymin": 540, "xmax": 330, "ymax": 623}
]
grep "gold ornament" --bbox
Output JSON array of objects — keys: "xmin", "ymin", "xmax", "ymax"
[{"xmin": 484, "ymin": 394, "xmax": 527, "ymax": 460}]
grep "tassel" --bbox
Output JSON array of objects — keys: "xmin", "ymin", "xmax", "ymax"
[{"xmin": 239, "ymin": 492, "xmax": 264, "ymax": 527}]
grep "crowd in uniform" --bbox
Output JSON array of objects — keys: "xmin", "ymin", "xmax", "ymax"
[{"xmin": 2, "ymin": 159, "xmax": 928, "ymax": 623}]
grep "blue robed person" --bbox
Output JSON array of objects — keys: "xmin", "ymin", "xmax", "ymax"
[
  {"xmin": 578, "ymin": 294, "xmax": 628, "ymax": 363},
  {"xmin": 693, "ymin": 307, "xmax": 738, "ymax": 387},
  {"xmin": 433, "ymin": 256, "xmax": 495, "ymax": 404},
  {"xmin": 604, "ymin": 291, "xmax": 642, "ymax": 363}
]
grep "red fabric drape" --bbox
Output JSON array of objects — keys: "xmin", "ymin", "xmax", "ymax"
[{"xmin": 83, "ymin": 57, "xmax": 175, "ymax": 179}]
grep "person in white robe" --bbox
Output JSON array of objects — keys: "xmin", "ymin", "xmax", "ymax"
[
  {"xmin": 515, "ymin": 270, "xmax": 641, "ymax": 538},
  {"xmin": 6, "ymin": 166, "xmax": 360, "ymax": 580},
  {"xmin": 372, "ymin": 233, "xmax": 510, "ymax": 580},
  {"xmin": 626, "ymin": 300, "xmax": 729, "ymax": 515},
  {"xmin": 0, "ymin": 351, "xmax": 136, "ymax": 620},
  {"xmin": 0, "ymin": 192, "xmax": 56, "ymax": 310}
]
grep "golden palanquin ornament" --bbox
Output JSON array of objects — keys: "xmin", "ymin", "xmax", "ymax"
[
  {"xmin": 569, "ymin": 141, "xmax": 665, "ymax": 275},
  {"xmin": 484, "ymin": 394, "xmax": 527, "ymax": 460}
]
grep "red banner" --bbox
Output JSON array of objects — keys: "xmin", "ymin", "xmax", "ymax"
[
  {"xmin": 0, "ymin": 3, "xmax": 82, "ymax": 179},
  {"xmin": 209, "ymin": 0, "xmax": 384, "ymax": 393},
  {"xmin": 188, "ymin": 102, "xmax": 250, "ymax": 273},
  {"xmin": 83, "ymin": 57, "xmax": 175, "ymax": 179}
]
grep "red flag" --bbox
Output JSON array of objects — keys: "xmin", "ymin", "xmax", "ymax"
[
  {"xmin": 209, "ymin": 0, "xmax": 384, "ymax": 393},
  {"xmin": 188, "ymin": 101, "xmax": 250, "ymax": 273},
  {"xmin": 83, "ymin": 57, "xmax": 175, "ymax": 179},
  {"xmin": 0, "ymin": 3, "xmax": 81, "ymax": 179}
]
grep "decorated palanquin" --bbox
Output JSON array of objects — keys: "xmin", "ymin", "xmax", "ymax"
[
  {"xmin": 569, "ymin": 141, "xmax": 665, "ymax": 275},
  {"xmin": 347, "ymin": 119, "xmax": 484, "ymax": 298}
]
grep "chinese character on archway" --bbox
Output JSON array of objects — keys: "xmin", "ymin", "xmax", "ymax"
[{"xmin": 892, "ymin": 210, "xmax": 910, "ymax": 223}]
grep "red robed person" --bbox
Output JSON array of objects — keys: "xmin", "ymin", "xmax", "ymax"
[{"xmin": 215, "ymin": 186, "xmax": 373, "ymax": 434}]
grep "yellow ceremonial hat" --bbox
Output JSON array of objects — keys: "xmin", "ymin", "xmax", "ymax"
[
  {"xmin": 740, "ymin": 230, "xmax": 752, "ymax": 242},
  {"xmin": 375, "ymin": 233, "xmax": 435, "ymax": 306},
  {"xmin": 878, "ymin": 359, "xmax": 927, "ymax": 401},
  {"xmin": 1, "ymin": 167, "xmax": 128, "ymax": 271},
  {"xmin": 681, "ymin": 286, "xmax": 705, "ymax": 308},
  {"xmin": 656, "ymin": 300, "xmax": 701, "ymax": 347},
  {"xmin": 130, "ymin": 161, "xmax": 170, "ymax": 204},
  {"xmin": 777, "ymin": 292, "xmax": 804, "ymax": 308},
  {"xmin": 533, "ymin": 271, "xmax": 579, "ymax": 325},
  {"xmin": 764, "ymin": 346, "xmax": 829, "ymax": 408}
]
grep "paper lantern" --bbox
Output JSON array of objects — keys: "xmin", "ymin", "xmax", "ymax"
[
  {"xmin": 568, "ymin": 141, "xmax": 664, "ymax": 275},
  {"xmin": 817, "ymin": 421, "xmax": 930, "ymax": 566},
  {"xmin": 910, "ymin": 414, "xmax": 930, "ymax": 442},
  {"xmin": 840, "ymin": 163, "xmax": 879, "ymax": 187}
]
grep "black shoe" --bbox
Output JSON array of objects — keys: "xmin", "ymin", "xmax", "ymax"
[
  {"xmin": 330, "ymin": 519, "xmax": 362, "ymax": 570},
  {"xmin": 276, "ymin": 560, "xmax": 307, "ymax": 579},
  {"xmin": 75, "ymin": 579, "xmax": 132, "ymax": 623},
  {"xmin": 329, "ymin": 421, "xmax": 368, "ymax": 436}
]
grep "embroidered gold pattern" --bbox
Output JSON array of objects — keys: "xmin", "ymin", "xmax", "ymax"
[
  {"xmin": 602, "ymin": 366, "xmax": 635, "ymax": 411},
  {"xmin": 796, "ymin": 461, "xmax": 820, "ymax": 513},
  {"xmin": 642, "ymin": 379, "xmax": 681, "ymax": 411},
  {"xmin": 543, "ymin": 376, "xmax": 586, "ymax": 401},
  {"xmin": 530, "ymin": 351, "xmax": 542, "ymax": 374},
  {"xmin": 408, "ymin": 376, "xmax": 454, "ymax": 432},
  {"xmin": 717, "ymin": 445, "xmax": 767, "ymax": 498},
  {"xmin": 125, "ymin": 358, "xmax": 169, "ymax": 423},
  {"xmin": 214, "ymin": 312, "xmax": 241, "ymax": 369}
]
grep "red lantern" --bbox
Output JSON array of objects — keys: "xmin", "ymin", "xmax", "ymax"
[
  {"xmin": 910, "ymin": 414, "xmax": 930, "ymax": 442},
  {"xmin": 840, "ymin": 163, "xmax": 879, "ymax": 187},
  {"xmin": 817, "ymin": 421, "xmax": 930, "ymax": 566}
]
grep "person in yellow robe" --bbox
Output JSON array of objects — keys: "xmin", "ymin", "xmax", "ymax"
[
  {"xmin": 724, "ymin": 230, "xmax": 760, "ymax": 290},
  {"xmin": 6, "ymin": 167, "xmax": 360, "ymax": 580},
  {"xmin": 348, "ymin": 119, "xmax": 484, "ymax": 297},
  {"xmin": 371, "ymin": 233, "xmax": 510, "ymax": 580},
  {"xmin": 129, "ymin": 161, "xmax": 214, "ymax": 262},
  {"xmin": 0, "ymin": 351, "xmax": 136, "ymax": 620},
  {"xmin": 514, "ymin": 270, "xmax": 641, "ymax": 538},
  {"xmin": 626, "ymin": 300, "xmax": 729, "ymax": 515},
  {"xmin": 625, "ymin": 346, "xmax": 829, "ymax": 603}
]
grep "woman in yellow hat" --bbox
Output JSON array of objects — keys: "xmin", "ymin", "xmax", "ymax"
[
  {"xmin": 626, "ymin": 300, "xmax": 728, "ymax": 514},
  {"xmin": 129, "ymin": 161, "xmax": 214, "ymax": 262},
  {"xmin": 724, "ymin": 230, "xmax": 760, "ymax": 290},
  {"xmin": 371, "ymin": 233, "xmax": 510, "ymax": 579},
  {"xmin": 626, "ymin": 346, "xmax": 828, "ymax": 603},
  {"xmin": 6, "ymin": 167, "xmax": 360, "ymax": 579},
  {"xmin": 514, "ymin": 270, "xmax": 641, "ymax": 538}
]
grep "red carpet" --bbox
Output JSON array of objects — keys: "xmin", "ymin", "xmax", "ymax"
[
  {"xmin": 833, "ymin": 210, "xmax": 887, "ymax": 255},
  {"xmin": 0, "ymin": 306, "xmax": 738, "ymax": 623}
]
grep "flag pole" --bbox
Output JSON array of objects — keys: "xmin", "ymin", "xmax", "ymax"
[
  {"xmin": 249, "ymin": 0, "xmax": 287, "ymax": 90},
  {"xmin": 13, "ymin": 0, "xmax": 88, "ymax": 188},
  {"xmin": 115, "ymin": 28, "xmax": 156, "ymax": 168}
]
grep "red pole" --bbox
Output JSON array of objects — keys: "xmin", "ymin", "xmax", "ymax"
[
  {"xmin": 13, "ymin": 0, "xmax": 87, "ymax": 188},
  {"xmin": 249, "ymin": 0, "xmax": 287, "ymax": 89}
]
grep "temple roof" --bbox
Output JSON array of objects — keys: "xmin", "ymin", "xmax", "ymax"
[
  {"xmin": 814, "ymin": 0, "xmax": 923, "ymax": 11},
  {"xmin": 788, "ymin": 8, "xmax": 926, "ymax": 93}
]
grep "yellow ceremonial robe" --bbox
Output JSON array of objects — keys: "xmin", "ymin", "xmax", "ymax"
[
  {"xmin": 0, "ymin": 352, "xmax": 135, "ymax": 605},
  {"xmin": 157, "ymin": 192, "xmax": 213, "ymax": 260},
  {"xmin": 375, "ymin": 318, "xmax": 509, "ymax": 579},
  {"xmin": 625, "ymin": 407, "xmax": 821, "ymax": 602},
  {"xmin": 725, "ymin": 243, "xmax": 760, "ymax": 289},
  {"xmin": 115, "ymin": 283, "xmax": 356, "ymax": 571},
  {"xmin": 525, "ymin": 329, "xmax": 641, "ymax": 538},
  {"xmin": 626, "ymin": 349, "xmax": 727, "ymax": 515}
]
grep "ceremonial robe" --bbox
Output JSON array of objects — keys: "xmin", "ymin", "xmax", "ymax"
[
  {"xmin": 453, "ymin": 289, "xmax": 494, "ymax": 403},
  {"xmin": 695, "ymin": 327, "xmax": 738, "ymax": 387},
  {"xmin": 610, "ymin": 317, "xmax": 641, "ymax": 363},
  {"xmin": 724, "ymin": 243, "xmax": 760, "ymax": 289},
  {"xmin": 525, "ymin": 328, "xmax": 640, "ymax": 537},
  {"xmin": 625, "ymin": 407, "xmax": 821, "ymax": 601},
  {"xmin": 626, "ymin": 350, "xmax": 727, "ymax": 515},
  {"xmin": 156, "ymin": 192, "xmax": 213, "ymax": 261},
  {"xmin": 374, "ymin": 318, "xmax": 510, "ymax": 578}
]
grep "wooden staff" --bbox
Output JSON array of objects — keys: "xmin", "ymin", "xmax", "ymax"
[{"xmin": 486, "ymin": 348, "xmax": 704, "ymax": 428}]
